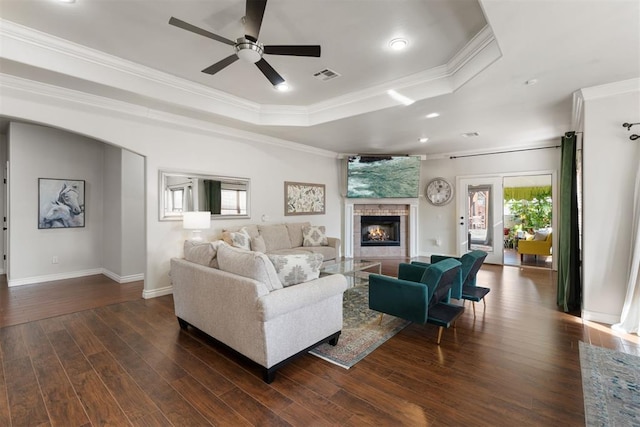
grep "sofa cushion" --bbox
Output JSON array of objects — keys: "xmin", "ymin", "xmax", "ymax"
[
  {"xmin": 259, "ymin": 224, "xmax": 293, "ymax": 252},
  {"xmin": 286, "ymin": 222, "xmax": 311, "ymax": 247},
  {"xmin": 267, "ymin": 253, "xmax": 324, "ymax": 287},
  {"xmin": 222, "ymin": 227, "xmax": 251, "ymax": 250},
  {"xmin": 302, "ymin": 225, "xmax": 328, "ymax": 246},
  {"xmin": 251, "ymin": 235, "xmax": 267, "ymax": 253},
  {"xmin": 296, "ymin": 245, "xmax": 336, "ymax": 261},
  {"xmin": 183, "ymin": 240, "xmax": 221, "ymax": 268},
  {"xmin": 217, "ymin": 243, "xmax": 283, "ymax": 291}
]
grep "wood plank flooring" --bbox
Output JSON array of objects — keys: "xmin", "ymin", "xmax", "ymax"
[{"xmin": 1, "ymin": 263, "xmax": 639, "ymax": 426}]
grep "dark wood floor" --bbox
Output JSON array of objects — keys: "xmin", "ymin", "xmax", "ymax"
[{"xmin": 1, "ymin": 263, "xmax": 639, "ymax": 426}]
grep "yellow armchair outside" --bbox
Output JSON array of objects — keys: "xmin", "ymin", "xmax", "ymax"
[{"xmin": 517, "ymin": 232, "xmax": 552, "ymax": 259}]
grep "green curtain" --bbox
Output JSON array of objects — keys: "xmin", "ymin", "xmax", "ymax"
[
  {"xmin": 557, "ymin": 132, "xmax": 581, "ymax": 311},
  {"xmin": 203, "ymin": 180, "xmax": 222, "ymax": 215}
]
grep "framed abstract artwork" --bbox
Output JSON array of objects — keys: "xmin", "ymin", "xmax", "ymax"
[
  {"xmin": 284, "ymin": 181, "xmax": 326, "ymax": 216},
  {"xmin": 38, "ymin": 178, "xmax": 85, "ymax": 229}
]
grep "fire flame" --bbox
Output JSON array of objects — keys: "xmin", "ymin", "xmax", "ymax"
[{"xmin": 368, "ymin": 226, "xmax": 389, "ymax": 241}]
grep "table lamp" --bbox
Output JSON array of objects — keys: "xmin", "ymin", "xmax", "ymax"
[{"xmin": 183, "ymin": 211, "xmax": 210, "ymax": 242}]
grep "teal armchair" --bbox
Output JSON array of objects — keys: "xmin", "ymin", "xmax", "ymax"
[
  {"xmin": 368, "ymin": 258, "xmax": 464, "ymax": 344},
  {"xmin": 414, "ymin": 250, "xmax": 489, "ymax": 318}
]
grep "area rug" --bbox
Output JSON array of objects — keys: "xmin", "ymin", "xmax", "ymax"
[
  {"xmin": 309, "ymin": 282, "xmax": 411, "ymax": 369},
  {"xmin": 579, "ymin": 341, "xmax": 640, "ymax": 426}
]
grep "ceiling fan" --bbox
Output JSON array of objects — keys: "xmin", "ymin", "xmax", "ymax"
[{"xmin": 169, "ymin": 0, "xmax": 321, "ymax": 87}]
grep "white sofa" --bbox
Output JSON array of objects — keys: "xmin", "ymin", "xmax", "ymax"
[
  {"xmin": 222, "ymin": 222, "xmax": 340, "ymax": 263},
  {"xmin": 170, "ymin": 242, "xmax": 348, "ymax": 383}
]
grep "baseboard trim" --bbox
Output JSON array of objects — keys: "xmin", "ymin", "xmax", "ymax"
[
  {"xmin": 102, "ymin": 269, "xmax": 145, "ymax": 284},
  {"xmin": 8, "ymin": 268, "xmax": 144, "ymax": 287},
  {"xmin": 142, "ymin": 285, "xmax": 173, "ymax": 299},
  {"xmin": 582, "ymin": 310, "xmax": 620, "ymax": 325},
  {"xmin": 8, "ymin": 268, "xmax": 104, "ymax": 287}
]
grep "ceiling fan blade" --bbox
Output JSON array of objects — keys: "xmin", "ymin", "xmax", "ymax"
[
  {"xmin": 202, "ymin": 54, "xmax": 240, "ymax": 75},
  {"xmin": 263, "ymin": 45, "xmax": 321, "ymax": 57},
  {"xmin": 169, "ymin": 17, "xmax": 235, "ymax": 46},
  {"xmin": 244, "ymin": 0, "xmax": 267, "ymax": 42},
  {"xmin": 255, "ymin": 58, "xmax": 284, "ymax": 86}
]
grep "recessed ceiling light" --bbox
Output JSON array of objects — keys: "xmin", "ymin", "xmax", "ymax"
[
  {"xmin": 525, "ymin": 79, "xmax": 538, "ymax": 86},
  {"xmin": 425, "ymin": 112, "xmax": 440, "ymax": 119},
  {"xmin": 56, "ymin": 0, "xmax": 76, "ymax": 3},
  {"xmin": 387, "ymin": 89, "xmax": 414, "ymax": 106},
  {"xmin": 274, "ymin": 82, "xmax": 290, "ymax": 92},
  {"xmin": 388, "ymin": 38, "xmax": 408, "ymax": 51},
  {"xmin": 419, "ymin": 137, "xmax": 429, "ymax": 143}
]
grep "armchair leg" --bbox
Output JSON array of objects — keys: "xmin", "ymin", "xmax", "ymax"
[
  {"xmin": 483, "ymin": 299, "xmax": 486, "ymax": 309},
  {"xmin": 378, "ymin": 313, "xmax": 384, "ymax": 326},
  {"xmin": 437, "ymin": 326, "xmax": 444, "ymax": 345},
  {"xmin": 472, "ymin": 302, "xmax": 476, "ymax": 318}
]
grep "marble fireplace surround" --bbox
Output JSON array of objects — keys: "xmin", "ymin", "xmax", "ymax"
[{"xmin": 343, "ymin": 199, "xmax": 419, "ymax": 258}]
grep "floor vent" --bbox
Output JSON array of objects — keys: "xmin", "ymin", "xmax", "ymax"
[{"xmin": 313, "ymin": 68, "xmax": 341, "ymax": 81}]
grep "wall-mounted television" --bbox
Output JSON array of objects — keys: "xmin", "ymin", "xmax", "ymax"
[{"xmin": 346, "ymin": 155, "xmax": 421, "ymax": 198}]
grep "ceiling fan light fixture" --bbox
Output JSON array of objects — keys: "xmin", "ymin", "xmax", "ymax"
[
  {"xmin": 235, "ymin": 39, "xmax": 263, "ymax": 63},
  {"xmin": 389, "ymin": 38, "xmax": 408, "ymax": 51}
]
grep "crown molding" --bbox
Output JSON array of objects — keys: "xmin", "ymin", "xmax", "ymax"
[
  {"xmin": 0, "ymin": 73, "xmax": 338, "ymax": 159},
  {"xmin": 0, "ymin": 18, "xmax": 501, "ymax": 127},
  {"xmin": 578, "ymin": 77, "xmax": 640, "ymax": 100}
]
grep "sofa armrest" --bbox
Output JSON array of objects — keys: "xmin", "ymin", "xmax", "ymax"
[
  {"xmin": 369, "ymin": 274, "xmax": 434, "ymax": 324},
  {"xmin": 326, "ymin": 237, "xmax": 341, "ymax": 258},
  {"xmin": 258, "ymin": 274, "xmax": 348, "ymax": 321}
]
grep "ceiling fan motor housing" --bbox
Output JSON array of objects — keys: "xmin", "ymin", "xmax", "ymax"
[{"xmin": 235, "ymin": 38, "xmax": 263, "ymax": 63}]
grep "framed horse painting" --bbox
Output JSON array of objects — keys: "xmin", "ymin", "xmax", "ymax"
[{"xmin": 38, "ymin": 178, "xmax": 85, "ymax": 229}]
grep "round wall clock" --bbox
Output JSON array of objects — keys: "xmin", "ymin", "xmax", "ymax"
[{"xmin": 425, "ymin": 177, "xmax": 454, "ymax": 206}]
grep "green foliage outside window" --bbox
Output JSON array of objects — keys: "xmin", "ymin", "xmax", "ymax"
[{"xmin": 506, "ymin": 189, "xmax": 552, "ymax": 231}]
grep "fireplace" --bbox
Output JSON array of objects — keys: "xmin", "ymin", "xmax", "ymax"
[{"xmin": 361, "ymin": 216, "xmax": 401, "ymax": 247}]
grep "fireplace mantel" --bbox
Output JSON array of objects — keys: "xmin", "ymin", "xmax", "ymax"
[{"xmin": 343, "ymin": 199, "xmax": 419, "ymax": 258}]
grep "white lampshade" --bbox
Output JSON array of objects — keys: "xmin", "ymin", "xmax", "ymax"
[{"xmin": 183, "ymin": 211, "xmax": 210, "ymax": 241}]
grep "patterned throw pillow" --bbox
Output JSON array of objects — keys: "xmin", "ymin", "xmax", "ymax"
[
  {"xmin": 302, "ymin": 225, "xmax": 328, "ymax": 247},
  {"xmin": 222, "ymin": 227, "xmax": 251, "ymax": 250},
  {"xmin": 267, "ymin": 253, "xmax": 324, "ymax": 287}
]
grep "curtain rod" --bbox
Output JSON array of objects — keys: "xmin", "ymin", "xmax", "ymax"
[{"xmin": 449, "ymin": 145, "xmax": 560, "ymax": 160}]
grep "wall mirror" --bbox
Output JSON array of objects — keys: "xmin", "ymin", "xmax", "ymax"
[{"xmin": 159, "ymin": 170, "xmax": 250, "ymax": 221}]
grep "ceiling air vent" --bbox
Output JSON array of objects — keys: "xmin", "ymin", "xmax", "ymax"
[
  {"xmin": 313, "ymin": 68, "xmax": 341, "ymax": 81},
  {"xmin": 461, "ymin": 132, "xmax": 480, "ymax": 138}
]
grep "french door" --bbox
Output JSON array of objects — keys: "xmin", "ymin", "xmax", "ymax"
[{"xmin": 456, "ymin": 176, "xmax": 503, "ymax": 264}]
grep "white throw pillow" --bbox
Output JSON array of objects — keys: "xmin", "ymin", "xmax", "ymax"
[
  {"xmin": 302, "ymin": 225, "xmax": 328, "ymax": 247},
  {"xmin": 267, "ymin": 253, "xmax": 324, "ymax": 287},
  {"xmin": 222, "ymin": 227, "xmax": 251, "ymax": 250}
]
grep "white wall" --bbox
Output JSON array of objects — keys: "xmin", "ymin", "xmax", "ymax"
[
  {"xmin": 8, "ymin": 122, "xmax": 105, "ymax": 283},
  {"xmin": 0, "ymin": 85, "xmax": 341, "ymax": 297},
  {"xmin": 121, "ymin": 149, "xmax": 145, "ymax": 278},
  {"xmin": 102, "ymin": 144, "xmax": 122, "ymax": 276},
  {"xmin": 418, "ymin": 147, "xmax": 561, "ymax": 259},
  {"xmin": 581, "ymin": 79, "xmax": 640, "ymax": 324}
]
